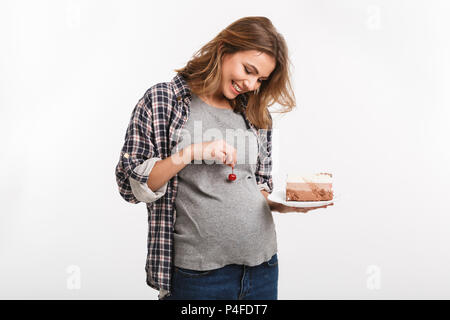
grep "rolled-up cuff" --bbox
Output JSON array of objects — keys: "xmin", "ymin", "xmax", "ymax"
[
  {"xmin": 257, "ymin": 182, "xmax": 271, "ymax": 193},
  {"xmin": 129, "ymin": 157, "xmax": 168, "ymax": 203}
]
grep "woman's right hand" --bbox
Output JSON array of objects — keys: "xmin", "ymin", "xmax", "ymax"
[{"xmin": 191, "ymin": 140, "xmax": 237, "ymax": 168}]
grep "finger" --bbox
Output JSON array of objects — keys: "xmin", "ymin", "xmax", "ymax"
[
  {"xmin": 222, "ymin": 140, "xmax": 229, "ymax": 154},
  {"xmin": 204, "ymin": 143, "xmax": 215, "ymax": 159},
  {"xmin": 224, "ymin": 145, "xmax": 235, "ymax": 168},
  {"xmin": 222, "ymin": 152, "xmax": 228, "ymax": 164},
  {"xmin": 223, "ymin": 145, "xmax": 231, "ymax": 164},
  {"xmin": 288, "ymin": 207, "xmax": 306, "ymax": 213},
  {"xmin": 225, "ymin": 153, "xmax": 233, "ymax": 165},
  {"xmin": 216, "ymin": 151, "xmax": 226, "ymax": 163}
]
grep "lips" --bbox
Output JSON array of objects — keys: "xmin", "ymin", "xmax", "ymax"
[{"xmin": 232, "ymin": 80, "xmax": 243, "ymax": 93}]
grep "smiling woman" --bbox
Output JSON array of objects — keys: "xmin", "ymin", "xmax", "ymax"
[
  {"xmin": 115, "ymin": 16, "xmax": 297, "ymax": 301},
  {"xmin": 222, "ymin": 50, "xmax": 275, "ymax": 98},
  {"xmin": 174, "ymin": 16, "xmax": 296, "ymax": 130}
]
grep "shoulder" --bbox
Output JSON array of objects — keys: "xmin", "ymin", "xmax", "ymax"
[
  {"xmin": 137, "ymin": 81, "xmax": 177, "ymax": 116},
  {"xmin": 144, "ymin": 82, "xmax": 176, "ymax": 105}
]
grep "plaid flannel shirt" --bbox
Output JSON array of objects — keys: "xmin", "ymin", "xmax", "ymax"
[{"xmin": 115, "ymin": 73, "xmax": 274, "ymax": 294}]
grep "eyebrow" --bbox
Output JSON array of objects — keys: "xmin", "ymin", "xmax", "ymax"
[{"xmin": 246, "ymin": 63, "xmax": 269, "ymax": 79}]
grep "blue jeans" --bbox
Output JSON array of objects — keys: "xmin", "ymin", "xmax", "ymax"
[{"xmin": 160, "ymin": 254, "xmax": 278, "ymax": 300}]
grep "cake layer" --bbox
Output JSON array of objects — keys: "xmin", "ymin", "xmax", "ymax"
[{"xmin": 286, "ymin": 182, "xmax": 333, "ymax": 201}]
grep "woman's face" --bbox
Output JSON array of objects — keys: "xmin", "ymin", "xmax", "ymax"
[{"xmin": 219, "ymin": 50, "xmax": 276, "ymax": 100}]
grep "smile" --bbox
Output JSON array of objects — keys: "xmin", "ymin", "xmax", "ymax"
[{"xmin": 232, "ymin": 80, "xmax": 243, "ymax": 93}]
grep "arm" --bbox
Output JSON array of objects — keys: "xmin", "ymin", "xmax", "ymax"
[
  {"xmin": 128, "ymin": 147, "xmax": 192, "ymax": 203},
  {"xmin": 260, "ymin": 189, "xmax": 280, "ymax": 212},
  {"xmin": 116, "ymin": 86, "xmax": 236, "ymax": 203},
  {"xmin": 146, "ymin": 146, "xmax": 193, "ymax": 191},
  {"xmin": 147, "ymin": 138, "xmax": 240, "ymax": 190},
  {"xmin": 115, "ymin": 90, "xmax": 176, "ymax": 204}
]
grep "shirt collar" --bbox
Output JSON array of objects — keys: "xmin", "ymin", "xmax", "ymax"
[{"xmin": 171, "ymin": 73, "xmax": 192, "ymax": 102}]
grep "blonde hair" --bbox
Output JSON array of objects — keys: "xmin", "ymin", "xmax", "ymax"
[{"xmin": 174, "ymin": 16, "xmax": 296, "ymax": 129}]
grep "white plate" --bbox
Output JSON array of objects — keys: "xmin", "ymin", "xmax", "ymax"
[{"xmin": 268, "ymin": 189, "xmax": 337, "ymax": 208}]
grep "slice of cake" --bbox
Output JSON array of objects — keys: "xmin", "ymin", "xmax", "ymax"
[{"xmin": 286, "ymin": 173, "xmax": 333, "ymax": 201}]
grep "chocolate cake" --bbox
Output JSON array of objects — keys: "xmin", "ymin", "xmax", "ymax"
[{"xmin": 286, "ymin": 173, "xmax": 333, "ymax": 201}]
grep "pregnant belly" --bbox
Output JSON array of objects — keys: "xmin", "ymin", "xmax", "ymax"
[{"xmin": 175, "ymin": 181, "xmax": 272, "ymax": 239}]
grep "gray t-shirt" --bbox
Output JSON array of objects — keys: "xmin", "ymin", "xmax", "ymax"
[{"xmin": 172, "ymin": 93, "xmax": 277, "ymax": 271}]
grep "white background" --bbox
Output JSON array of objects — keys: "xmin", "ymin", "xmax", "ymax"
[{"xmin": 1, "ymin": 0, "xmax": 449, "ymax": 299}]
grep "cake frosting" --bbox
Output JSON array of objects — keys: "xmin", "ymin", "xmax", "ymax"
[{"xmin": 286, "ymin": 172, "xmax": 333, "ymax": 201}]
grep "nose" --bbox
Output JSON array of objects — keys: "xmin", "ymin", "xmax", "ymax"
[{"xmin": 243, "ymin": 78, "xmax": 259, "ymax": 91}]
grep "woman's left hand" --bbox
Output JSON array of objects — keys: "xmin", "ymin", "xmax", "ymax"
[{"xmin": 269, "ymin": 201, "xmax": 334, "ymax": 214}]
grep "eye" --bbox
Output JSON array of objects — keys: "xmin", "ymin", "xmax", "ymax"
[{"xmin": 244, "ymin": 66, "xmax": 264, "ymax": 83}]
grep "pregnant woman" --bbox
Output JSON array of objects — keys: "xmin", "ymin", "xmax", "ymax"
[{"xmin": 115, "ymin": 16, "xmax": 331, "ymax": 300}]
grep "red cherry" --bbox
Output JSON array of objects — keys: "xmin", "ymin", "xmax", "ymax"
[{"xmin": 228, "ymin": 173, "xmax": 236, "ymax": 181}]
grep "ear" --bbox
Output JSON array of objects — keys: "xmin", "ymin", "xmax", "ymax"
[
  {"xmin": 219, "ymin": 42, "xmax": 231, "ymax": 63},
  {"xmin": 221, "ymin": 53, "xmax": 229, "ymax": 66}
]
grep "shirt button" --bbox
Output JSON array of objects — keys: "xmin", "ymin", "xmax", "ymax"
[
  {"xmin": 177, "ymin": 95, "xmax": 182, "ymax": 101},
  {"xmin": 123, "ymin": 153, "xmax": 130, "ymax": 159}
]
